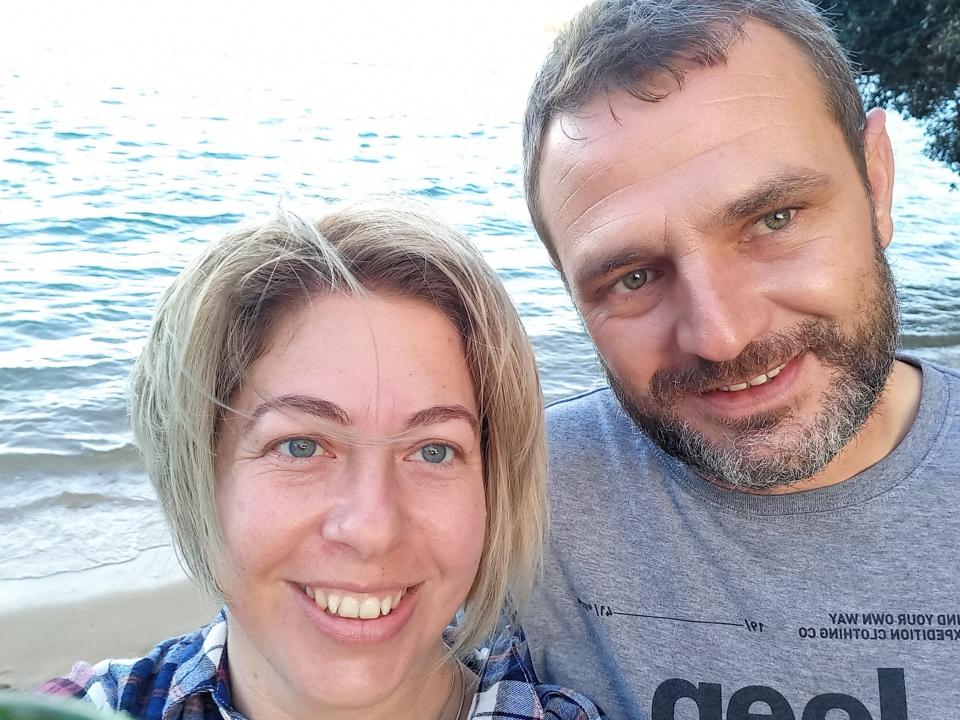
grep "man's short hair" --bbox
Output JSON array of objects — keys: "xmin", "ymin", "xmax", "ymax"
[
  {"xmin": 523, "ymin": 0, "xmax": 867, "ymax": 265},
  {"xmin": 129, "ymin": 202, "xmax": 546, "ymax": 656}
]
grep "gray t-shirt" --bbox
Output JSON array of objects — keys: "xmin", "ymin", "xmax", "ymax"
[{"xmin": 524, "ymin": 358, "xmax": 960, "ymax": 720}]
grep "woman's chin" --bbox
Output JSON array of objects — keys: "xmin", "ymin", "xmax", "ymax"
[
  {"xmin": 278, "ymin": 642, "xmax": 450, "ymax": 718},
  {"xmin": 224, "ymin": 586, "xmax": 454, "ymax": 718}
]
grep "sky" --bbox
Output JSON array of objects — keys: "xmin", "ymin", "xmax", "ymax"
[{"xmin": 3, "ymin": 1, "xmax": 592, "ymax": 77}]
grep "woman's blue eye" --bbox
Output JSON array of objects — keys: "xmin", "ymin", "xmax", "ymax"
[
  {"xmin": 418, "ymin": 444, "xmax": 454, "ymax": 464},
  {"xmin": 278, "ymin": 438, "xmax": 319, "ymax": 459}
]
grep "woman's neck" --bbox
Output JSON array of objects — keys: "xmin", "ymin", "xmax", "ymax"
[{"xmin": 228, "ymin": 645, "xmax": 465, "ymax": 720}]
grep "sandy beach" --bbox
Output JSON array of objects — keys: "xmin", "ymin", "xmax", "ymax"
[{"xmin": 0, "ymin": 545, "xmax": 219, "ymax": 691}]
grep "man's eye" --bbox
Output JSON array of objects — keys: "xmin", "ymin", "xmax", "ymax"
[
  {"xmin": 411, "ymin": 443, "xmax": 456, "ymax": 464},
  {"xmin": 611, "ymin": 269, "xmax": 651, "ymax": 294},
  {"xmin": 757, "ymin": 208, "xmax": 795, "ymax": 232},
  {"xmin": 277, "ymin": 438, "xmax": 320, "ymax": 459}
]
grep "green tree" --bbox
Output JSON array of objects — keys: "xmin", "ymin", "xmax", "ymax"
[{"xmin": 817, "ymin": 0, "xmax": 960, "ymax": 176}]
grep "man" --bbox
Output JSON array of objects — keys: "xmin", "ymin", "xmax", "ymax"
[{"xmin": 519, "ymin": 1, "xmax": 960, "ymax": 718}]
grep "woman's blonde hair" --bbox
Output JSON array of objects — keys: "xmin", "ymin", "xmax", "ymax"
[{"xmin": 130, "ymin": 201, "xmax": 545, "ymax": 655}]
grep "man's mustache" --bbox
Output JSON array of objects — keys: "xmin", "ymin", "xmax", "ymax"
[{"xmin": 647, "ymin": 318, "xmax": 843, "ymax": 401}]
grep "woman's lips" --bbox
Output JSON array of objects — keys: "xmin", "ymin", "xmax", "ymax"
[{"xmin": 292, "ymin": 582, "xmax": 421, "ymax": 644}]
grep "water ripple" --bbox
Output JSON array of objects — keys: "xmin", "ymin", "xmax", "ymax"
[{"xmin": 0, "ymin": 57, "xmax": 957, "ymax": 580}]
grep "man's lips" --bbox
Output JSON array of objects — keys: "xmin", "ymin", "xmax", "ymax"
[{"xmin": 692, "ymin": 353, "xmax": 806, "ymax": 414}]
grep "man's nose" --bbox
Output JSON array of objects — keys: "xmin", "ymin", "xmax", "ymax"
[
  {"xmin": 320, "ymin": 452, "xmax": 404, "ymax": 559},
  {"xmin": 672, "ymin": 250, "xmax": 769, "ymax": 363}
]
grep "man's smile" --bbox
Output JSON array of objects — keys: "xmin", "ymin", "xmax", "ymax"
[{"xmin": 714, "ymin": 361, "xmax": 787, "ymax": 392}]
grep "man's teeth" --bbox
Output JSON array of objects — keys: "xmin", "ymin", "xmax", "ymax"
[
  {"xmin": 717, "ymin": 363, "xmax": 786, "ymax": 393},
  {"xmin": 304, "ymin": 586, "xmax": 406, "ymax": 619}
]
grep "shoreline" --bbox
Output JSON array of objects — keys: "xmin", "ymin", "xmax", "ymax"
[{"xmin": 0, "ymin": 545, "xmax": 218, "ymax": 690}]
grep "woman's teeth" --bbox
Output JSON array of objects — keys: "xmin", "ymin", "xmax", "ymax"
[
  {"xmin": 717, "ymin": 362, "xmax": 786, "ymax": 393},
  {"xmin": 304, "ymin": 586, "xmax": 406, "ymax": 619}
]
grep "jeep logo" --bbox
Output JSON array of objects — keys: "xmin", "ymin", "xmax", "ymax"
[{"xmin": 651, "ymin": 668, "xmax": 907, "ymax": 719}]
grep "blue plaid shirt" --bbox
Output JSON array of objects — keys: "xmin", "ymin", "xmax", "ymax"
[{"xmin": 37, "ymin": 610, "xmax": 604, "ymax": 720}]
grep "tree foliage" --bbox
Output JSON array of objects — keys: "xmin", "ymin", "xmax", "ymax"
[{"xmin": 816, "ymin": 0, "xmax": 960, "ymax": 175}]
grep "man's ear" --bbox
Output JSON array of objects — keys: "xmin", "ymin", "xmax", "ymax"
[{"xmin": 863, "ymin": 108, "xmax": 895, "ymax": 248}]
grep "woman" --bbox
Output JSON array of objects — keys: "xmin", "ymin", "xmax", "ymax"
[{"xmin": 36, "ymin": 203, "xmax": 603, "ymax": 720}]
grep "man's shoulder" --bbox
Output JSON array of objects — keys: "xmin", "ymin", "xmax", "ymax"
[
  {"xmin": 543, "ymin": 386, "xmax": 666, "ymax": 494},
  {"xmin": 546, "ymin": 387, "xmax": 621, "ymax": 433},
  {"xmin": 910, "ymin": 357, "xmax": 960, "ymax": 422},
  {"xmin": 927, "ymin": 360, "xmax": 960, "ymax": 397},
  {"xmin": 918, "ymin": 357, "xmax": 960, "ymax": 382},
  {"xmin": 545, "ymin": 386, "xmax": 645, "ymax": 446},
  {"xmin": 546, "ymin": 386, "xmax": 614, "ymax": 413}
]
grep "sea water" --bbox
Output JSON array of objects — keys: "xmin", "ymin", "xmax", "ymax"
[{"xmin": 1, "ymin": 2, "xmax": 958, "ymax": 590}]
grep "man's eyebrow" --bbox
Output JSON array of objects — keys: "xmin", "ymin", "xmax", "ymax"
[
  {"xmin": 407, "ymin": 405, "xmax": 479, "ymax": 432},
  {"xmin": 717, "ymin": 171, "xmax": 831, "ymax": 226},
  {"xmin": 572, "ymin": 249, "xmax": 651, "ymax": 290},
  {"xmin": 243, "ymin": 394, "xmax": 350, "ymax": 434}
]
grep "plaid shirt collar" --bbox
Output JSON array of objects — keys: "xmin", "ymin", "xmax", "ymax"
[{"xmin": 162, "ymin": 611, "xmax": 231, "ymax": 720}]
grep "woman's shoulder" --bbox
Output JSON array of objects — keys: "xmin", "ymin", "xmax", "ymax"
[
  {"xmin": 469, "ymin": 627, "xmax": 606, "ymax": 719},
  {"xmin": 34, "ymin": 611, "xmax": 229, "ymax": 720}
]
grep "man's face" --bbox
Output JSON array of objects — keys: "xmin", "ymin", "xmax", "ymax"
[{"xmin": 537, "ymin": 22, "xmax": 898, "ymax": 491}]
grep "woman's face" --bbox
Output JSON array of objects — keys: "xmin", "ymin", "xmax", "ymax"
[{"xmin": 214, "ymin": 292, "xmax": 486, "ymax": 716}]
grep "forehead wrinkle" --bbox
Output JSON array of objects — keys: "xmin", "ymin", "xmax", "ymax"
[
  {"xmin": 560, "ymin": 117, "xmax": 772, "ymax": 238},
  {"xmin": 685, "ymin": 63, "xmax": 786, "ymax": 86},
  {"xmin": 696, "ymin": 90, "xmax": 790, "ymax": 107},
  {"xmin": 568, "ymin": 86, "xmax": 781, "ymax": 179},
  {"xmin": 562, "ymin": 146, "xmax": 708, "ymax": 243},
  {"xmin": 570, "ymin": 209, "xmax": 658, "ymax": 250},
  {"xmin": 551, "ymin": 118, "xmax": 616, "ymax": 218},
  {"xmin": 552, "ymin": 104, "xmax": 718, "ymax": 234},
  {"xmin": 565, "ymin": 116, "xmax": 813, "ymax": 244},
  {"xmin": 562, "ymin": 183, "xmax": 635, "ymax": 237},
  {"xmin": 560, "ymin": 122, "xmax": 691, "ymax": 202}
]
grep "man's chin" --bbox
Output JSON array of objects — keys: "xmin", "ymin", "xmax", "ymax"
[{"xmin": 606, "ymin": 372, "xmax": 868, "ymax": 491}]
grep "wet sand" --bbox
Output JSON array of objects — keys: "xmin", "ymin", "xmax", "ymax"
[{"xmin": 0, "ymin": 545, "xmax": 218, "ymax": 690}]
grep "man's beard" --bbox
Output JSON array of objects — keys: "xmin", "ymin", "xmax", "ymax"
[{"xmin": 604, "ymin": 239, "xmax": 899, "ymax": 492}]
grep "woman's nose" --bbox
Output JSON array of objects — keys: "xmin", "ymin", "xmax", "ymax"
[{"xmin": 320, "ymin": 453, "xmax": 405, "ymax": 559}]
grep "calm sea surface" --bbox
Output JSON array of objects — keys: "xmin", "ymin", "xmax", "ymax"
[{"xmin": 1, "ymin": 5, "xmax": 959, "ymax": 584}]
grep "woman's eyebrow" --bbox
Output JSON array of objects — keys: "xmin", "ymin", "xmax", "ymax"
[
  {"xmin": 406, "ymin": 405, "xmax": 479, "ymax": 432},
  {"xmin": 243, "ymin": 394, "xmax": 350, "ymax": 435},
  {"xmin": 716, "ymin": 170, "xmax": 831, "ymax": 226}
]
